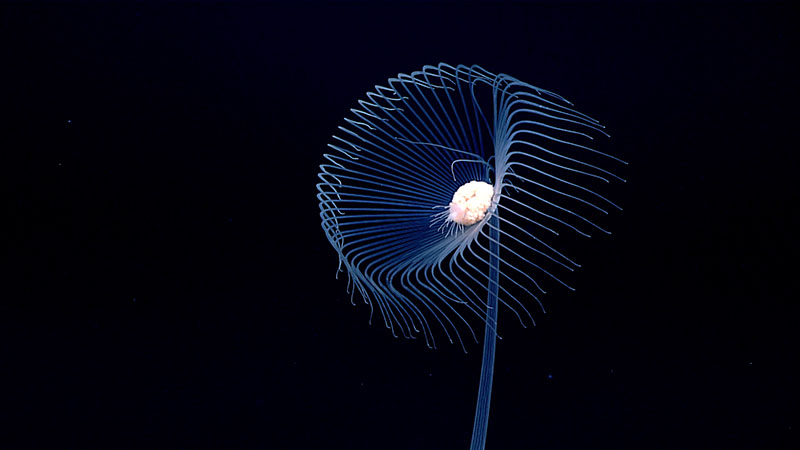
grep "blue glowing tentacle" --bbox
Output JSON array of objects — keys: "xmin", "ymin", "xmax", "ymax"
[{"xmin": 470, "ymin": 212, "xmax": 500, "ymax": 450}]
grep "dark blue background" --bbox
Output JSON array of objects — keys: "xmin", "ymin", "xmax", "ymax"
[{"xmin": 2, "ymin": 1, "xmax": 796, "ymax": 449}]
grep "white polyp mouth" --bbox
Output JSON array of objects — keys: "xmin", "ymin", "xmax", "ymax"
[{"xmin": 447, "ymin": 180, "xmax": 494, "ymax": 226}]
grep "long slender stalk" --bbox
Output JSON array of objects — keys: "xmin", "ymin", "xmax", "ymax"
[{"xmin": 470, "ymin": 212, "xmax": 500, "ymax": 450}]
